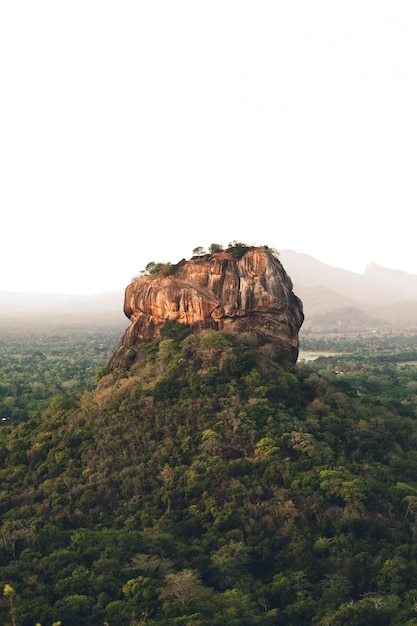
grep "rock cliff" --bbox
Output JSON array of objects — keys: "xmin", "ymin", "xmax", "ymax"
[{"xmin": 109, "ymin": 247, "xmax": 303, "ymax": 368}]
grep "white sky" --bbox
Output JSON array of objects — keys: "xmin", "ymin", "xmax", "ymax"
[{"xmin": 1, "ymin": 1, "xmax": 417, "ymax": 294}]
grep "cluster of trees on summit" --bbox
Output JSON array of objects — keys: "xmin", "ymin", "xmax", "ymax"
[
  {"xmin": 141, "ymin": 242, "xmax": 278, "ymax": 278},
  {"xmin": 2, "ymin": 319, "xmax": 417, "ymax": 624}
]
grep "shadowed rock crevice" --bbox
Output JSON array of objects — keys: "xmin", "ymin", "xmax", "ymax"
[{"xmin": 109, "ymin": 247, "xmax": 303, "ymax": 369}]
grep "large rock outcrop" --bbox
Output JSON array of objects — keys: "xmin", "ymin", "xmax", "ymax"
[{"xmin": 109, "ymin": 247, "xmax": 303, "ymax": 368}]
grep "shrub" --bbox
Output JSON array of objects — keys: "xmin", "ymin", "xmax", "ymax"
[
  {"xmin": 209, "ymin": 243, "xmax": 224, "ymax": 254},
  {"xmin": 192, "ymin": 246, "xmax": 206, "ymax": 256},
  {"xmin": 227, "ymin": 241, "xmax": 248, "ymax": 259},
  {"xmin": 145, "ymin": 262, "xmax": 175, "ymax": 277}
]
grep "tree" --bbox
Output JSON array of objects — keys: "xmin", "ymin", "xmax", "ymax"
[
  {"xmin": 159, "ymin": 569, "xmax": 210, "ymax": 607},
  {"xmin": 209, "ymin": 243, "xmax": 224, "ymax": 254},
  {"xmin": 227, "ymin": 241, "xmax": 248, "ymax": 259},
  {"xmin": 4, "ymin": 584, "xmax": 17, "ymax": 626}
]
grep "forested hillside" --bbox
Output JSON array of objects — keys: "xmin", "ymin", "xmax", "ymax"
[{"xmin": 2, "ymin": 323, "xmax": 417, "ymax": 624}]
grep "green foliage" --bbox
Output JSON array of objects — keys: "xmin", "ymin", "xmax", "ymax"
[
  {"xmin": 192, "ymin": 246, "xmax": 206, "ymax": 256},
  {"xmin": 227, "ymin": 241, "xmax": 249, "ymax": 259},
  {"xmin": 209, "ymin": 243, "xmax": 224, "ymax": 254},
  {"xmin": 144, "ymin": 261, "xmax": 175, "ymax": 277},
  {"xmin": 3, "ymin": 329, "xmax": 417, "ymax": 623},
  {"xmin": 0, "ymin": 323, "xmax": 122, "ymax": 425},
  {"xmin": 262, "ymin": 245, "xmax": 279, "ymax": 256},
  {"xmin": 159, "ymin": 320, "xmax": 193, "ymax": 343}
]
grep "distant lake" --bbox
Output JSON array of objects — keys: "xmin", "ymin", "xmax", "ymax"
[{"xmin": 298, "ymin": 350, "xmax": 337, "ymax": 362}]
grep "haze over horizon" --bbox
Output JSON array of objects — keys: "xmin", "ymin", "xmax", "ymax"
[
  {"xmin": 1, "ymin": 1, "xmax": 417, "ymax": 295},
  {"xmin": 0, "ymin": 249, "xmax": 415, "ymax": 299}
]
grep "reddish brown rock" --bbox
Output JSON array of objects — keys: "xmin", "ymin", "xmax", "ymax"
[{"xmin": 109, "ymin": 247, "xmax": 303, "ymax": 368}]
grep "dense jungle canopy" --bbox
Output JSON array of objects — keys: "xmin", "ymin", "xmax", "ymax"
[{"xmin": 2, "ymin": 323, "xmax": 417, "ymax": 625}]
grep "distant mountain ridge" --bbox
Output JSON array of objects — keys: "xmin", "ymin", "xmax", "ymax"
[
  {"xmin": 2, "ymin": 251, "xmax": 417, "ymax": 334},
  {"xmin": 279, "ymin": 250, "xmax": 417, "ymax": 333},
  {"xmin": 0, "ymin": 291, "xmax": 124, "ymax": 310},
  {"xmin": 0, "ymin": 290, "xmax": 126, "ymax": 330}
]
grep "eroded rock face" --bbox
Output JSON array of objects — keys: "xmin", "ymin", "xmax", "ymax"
[{"xmin": 109, "ymin": 247, "xmax": 304, "ymax": 368}]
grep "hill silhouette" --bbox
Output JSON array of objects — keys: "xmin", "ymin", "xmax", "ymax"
[{"xmin": 280, "ymin": 250, "xmax": 417, "ymax": 333}]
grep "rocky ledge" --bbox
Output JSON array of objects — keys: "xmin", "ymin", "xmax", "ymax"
[{"xmin": 109, "ymin": 246, "xmax": 303, "ymax": 368}]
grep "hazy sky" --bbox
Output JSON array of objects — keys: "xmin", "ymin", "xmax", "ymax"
[{"xmin": 1, "ymin": 1, "xmax": 417, "ymax": 294}]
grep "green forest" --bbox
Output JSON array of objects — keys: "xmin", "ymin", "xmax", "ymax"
[{"xmin": 2, "ymin": 321, "xmax": 417, "ymax": 625}]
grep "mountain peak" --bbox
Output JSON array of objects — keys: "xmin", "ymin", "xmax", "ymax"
[{"xmin": 364, "ymin": 261, "xmax": 415, "ymax": 278}]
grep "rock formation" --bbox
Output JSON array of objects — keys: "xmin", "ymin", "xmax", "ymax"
[{"xmin": 109, "ymin": 246, "xmax": 304, "ymax": 368}]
